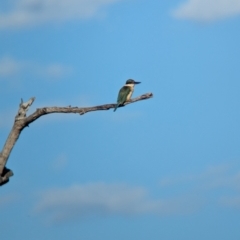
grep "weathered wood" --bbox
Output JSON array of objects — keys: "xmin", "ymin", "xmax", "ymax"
[
  {"xmin": 15, "ymin": 97, "xmax": 35, "ymax": 120},
  {"xmin": 0, "ymin": 97, "xmax": 36, "ymax": 185},
  {"xmin": 24, "ymin": 93, "xmax": 153, "ymax": 124},
  {"xmin": 0, "ymin": 93, "xmax": 153, "ymax": 186}
]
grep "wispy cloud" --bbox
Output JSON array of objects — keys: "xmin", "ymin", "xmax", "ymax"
[
  {"xmin": 159, "ymin": 164, "xmax": 233, "ymax": 189},
  {"xmin": 160, "ymin": 163, "xmax": 240, "ymax": 210},
  {"xmin": 34, "ymin": 164, "xmax": 240, "ymax": 223},
  {"xmin": 0, "ymin": 56, "xmax": 72, "ymax": 79},
  {"xmin": 0, "ymin": 56, "xmax": 23, "ymax": 77},
  {"xmin": 172, "ymin": 0, "xmax": 240, "ymax": 22},
  {"xmin": 43, "ymin": 64, "xmax": 72, "ymax": 78},
  {"xmin": 0, "ymin": 0, "xmax": 122, "ymax": 30},
  {"xmin": 34, "ymin": 182, "xmax": 200, "ymax": 223}
]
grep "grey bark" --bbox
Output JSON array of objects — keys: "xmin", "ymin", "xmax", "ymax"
[{"xmin": 0, "ymin": 93, "xmax": 153, "ymax": 186}]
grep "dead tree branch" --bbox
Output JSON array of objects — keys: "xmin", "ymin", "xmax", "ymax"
[{"xmin": 0, "ymin": 93, "xmax": 153, "ymax": 186}]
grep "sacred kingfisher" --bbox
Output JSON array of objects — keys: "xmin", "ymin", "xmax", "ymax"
[{"xmin": 114, "ymin": 79, "xmax": 141, "ymax": 112}]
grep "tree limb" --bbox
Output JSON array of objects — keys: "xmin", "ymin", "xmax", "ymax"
[{"xmin": 0, "ymin": 92, "xmax": 153, "ymax": 186}]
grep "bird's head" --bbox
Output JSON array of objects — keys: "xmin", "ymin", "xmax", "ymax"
[{"xmin": 125, "ymin": 79, "xmax": 141, "ymax": 85}]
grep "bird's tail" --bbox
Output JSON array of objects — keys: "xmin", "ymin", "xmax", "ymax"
[{"xmin": 114, "ymin": 103, "xmax": 120, "ymax": 112}]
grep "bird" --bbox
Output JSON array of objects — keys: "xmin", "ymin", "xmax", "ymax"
[{"xmin": 114, "ymin": 79, "xmax": 141, "ymax": 112}]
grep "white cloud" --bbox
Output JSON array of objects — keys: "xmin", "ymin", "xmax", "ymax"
[
  {"xmin": 159, "ymin": 164, "xmax": 233, "ymax": 189},
  {"xmin": 36, "ymin": 63, "xmax": 73, "ymax": 79},
  {"xmin": 160, "ymin": 163, "xmax": 240, "ymax": 191},
  {"xmin": 0, "ymin": 56, "xmax": 23, "ymax": 76},
  {"xmin": 160, "ymin": 163, "xmax": 240, "ymax": 211},
  {"xmin": 172, "ymin": 0, "xmax": 240, "ymax": 22},
  {"xmin": 44, "ymin": 64, "xmax": 72, "ymax": 78},
  {"xmin": 33, "ymin": 164, "xmax": 240, "ymax": 223},
  {"xmin": 0, "ymin": 0, "xmax": 122, "ymax": 29},
  {"xmin": 34, "ymin": 182, "xmax": 200, "ymax": 223},
  {"xmin": 0, "ymin": 56, "xmax": 72, "ymax": 79}
]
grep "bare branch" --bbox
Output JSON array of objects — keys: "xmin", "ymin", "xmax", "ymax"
[
  {"xmin": 0, "ymin": 93, "xmax": 153, "ymax": 186},
  {"xmin": 25, "ymin": 93, "xmax": 153, "ymax": 125}
]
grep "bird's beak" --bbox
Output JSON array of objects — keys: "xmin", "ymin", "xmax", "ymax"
[{"xmin": 134, "ymin": 81, "xmax": 141, "ymax": 84}]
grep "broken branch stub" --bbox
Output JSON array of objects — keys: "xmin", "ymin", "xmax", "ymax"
[{"xmin": 15, "ymin": 97, "xmax": 35, "ymax": 120}]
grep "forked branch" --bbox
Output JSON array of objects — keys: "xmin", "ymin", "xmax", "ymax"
[{"xmin": 0, "ymin": 93, "xmax": 153, "ymax": 186}]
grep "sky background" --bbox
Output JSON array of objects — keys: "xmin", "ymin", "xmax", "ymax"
[{"xmin": 1, "ymin": 0, "xmax": 240, "ymax": 239}]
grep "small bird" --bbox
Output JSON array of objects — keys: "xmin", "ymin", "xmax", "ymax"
[{"xmin": 114, "ymin": 79, "xmax": 141, "ymax": 112}]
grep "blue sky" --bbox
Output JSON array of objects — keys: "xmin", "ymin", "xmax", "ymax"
[{"xmin": 1, "ymin": 0, "xmax": 240, "ymax": 239}]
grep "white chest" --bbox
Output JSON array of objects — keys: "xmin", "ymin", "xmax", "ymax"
[{"xmin": 126, "ymin": 84, "xmax": 134, "ymax": 100}]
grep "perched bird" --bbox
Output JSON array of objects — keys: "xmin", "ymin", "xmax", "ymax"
[{"xmin": 114, "ymin": 79, "xmax": 141, "ymax": 112}]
